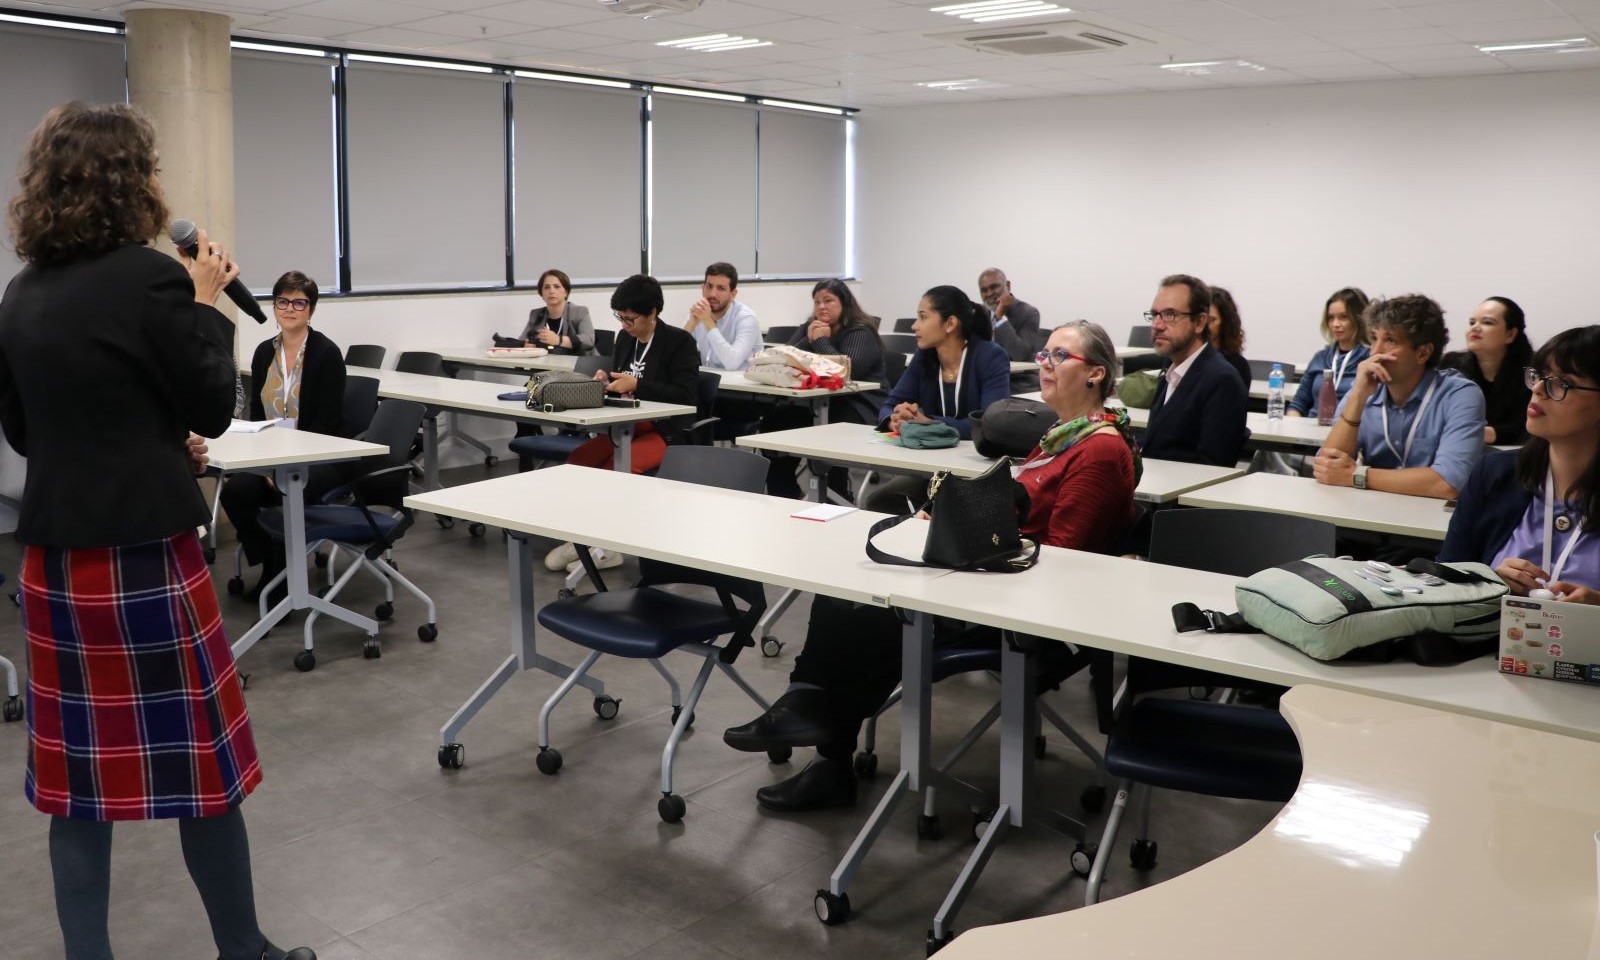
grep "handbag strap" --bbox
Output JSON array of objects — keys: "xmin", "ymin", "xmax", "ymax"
[{"xmin": 864, "ymin": 514, "xmax": 1041, "ymax": 573}]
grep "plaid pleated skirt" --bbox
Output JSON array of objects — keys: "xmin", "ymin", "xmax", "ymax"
[{"xmin": 20, "ymin": 531, "xmax": 262, "ymax": 820}]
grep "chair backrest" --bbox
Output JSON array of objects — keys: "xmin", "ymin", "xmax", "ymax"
[
  {"xmin": 764, "ymin": 325, "xmax": 798, "ymax": 345},
  {"xmin": 883, "ymin": 349, "xmax": 908, "ymax": 389},
  {"xmin": 1126, "ymin": 326, "xmax": 1153, "ymax": 348},
  {"xmin": 658, "ymin": 444, "xmax": 768, "ymax": 493},
  {"xmin": 1150, "ymin": 508, "xmax": 1335, "ymax": 578},
  {"xmin": 893, "ymin": 317, "xmax": 915, "ymax": 333},
  {"xmin": 345, "ymin": 344, "xmax": 387, "ymax": 369},
  {"xmin": 342, "ymin": 375, "xmax": 380, "ymax": 438},
  {"xmin": 573, "ymin": 354, "xmax": 608, "ymax": 377},
  {"xmin": 354, "ymin": 398, "xmax": 427, "ymax": 508},
  {"xmin": 593, "ymin": 329, "xmax": 616, "ymax": 357},
  {"xmin": 1247, "ymin": 359, "xmax": 1297, "ymax": 381},
  {"xmin": 882, "ymin": 333, "xmax": 919, "ymax": 356},
  {"xmin": 396, "ymin": 351, "xmax": 444, "ymax": 377},
  {"xmin": 694, "ymin": 370, "xmax": 720, "ymax": 422}
]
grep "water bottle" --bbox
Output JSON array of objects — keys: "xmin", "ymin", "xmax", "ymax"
[
  {"xmin": 1267, "ymin": 363, "xmax": 1285, "ymax": 421},
  {"xmin": 1316, "ymin": 373, "xmax": 1337, "ymax": 426}
]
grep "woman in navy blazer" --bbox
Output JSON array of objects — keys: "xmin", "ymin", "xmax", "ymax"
[{"xmin": 878, "ymin": 284, "xmax": 1011, "ymax": 439}]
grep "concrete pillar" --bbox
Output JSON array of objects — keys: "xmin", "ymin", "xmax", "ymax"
[{"xmin": 125, "ymin": 8, "xmax": 237, "ymax": 328}]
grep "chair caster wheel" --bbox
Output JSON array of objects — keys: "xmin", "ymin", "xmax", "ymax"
[
  {"xmin": 203, "ymin": 546, "xmax": 217, "ymax": 565},
  {"xmin": 972, "ymin": 812, "xmax": 994, "ymax": 842},
  {"xmin": 927, "ymin": 931, "xmax": 955, "ymax": 956},
  {"xmin": 484, "ymin": 455, "xmax": 499, "ymax": 468},
  {"xmin": 1130, "ymin": 838, "xmax": 1158, "ymax": 871},
  {"xmin": 814, "ymin": 890, "xmax": 850, "ymax": 926},
  {"xmin": 314, "ymin": 552, "xmax": 328, "ymax": 569},
  {"xmin": 1034, "ymin": 734, "xmax": 1047, "ymax": 760},
  {"xmin": 436, "ymin": 515, "xmax": 455, "ymax": 530},
  {"xmin": 917, "ymin": 814, "xmax": 942, "ymax": 842},
  {"xmin": 760, "ymin": 636, "xmax": 783, "ymax": 657},
  {"xmin": 227, "ymin": 577, "xmax": 244, "ymax": 596},
  {"xmin": 536, "ymin": 747, "xmax": 562, "ymax": 775},
  {"xmin": 469, "ymin": 523, "xmax": 486, "ymax": 538},
  {"xmin": 418, "ymin": 623, "xmax": 438, "ymax": 643},
  {"xmin": 593, "ymin": 695, "xmax": 620, "ymax": 720},
  {"xmin": 362, "ymin": 639, "xmax": 381, "ymax": 660},
  {"xmin": 2, "ymin": 697, "xmax": 22, "ymax": 723},
  {"xmin": 853, "ymin": 752, "xmax": 877, "ymax": 778},
  {"xmin": 767, "ymin": 747, "xmax": 792, "ymax": 764},
  {"xmin": 557, "ymin": 587, "xmax": 576, "ymax": 600},
  {"xmin": 375, "ymin": 601, "xmax": 394, "ymax": 621},
  {"xmin": 293, "ymin": 650, "xmax": 316, "ymax": 673},
  {"xmin": 437, "ymin": 743, "xmax": 464, "ymax": 769},
  {"xmin": 1070, "ymin": 841, "xmax": 1096, "ymax": 878},
  {"xmin": 1081, "ymin": 784, "xmax": 1107, "ymax": 813},
  {"xmin": 669, "ymin": 706, "xmax": 695, "ymax": 728},
  {"xmin": 658, "ymin": 793, "xmax": 686, "ymax": 823}
]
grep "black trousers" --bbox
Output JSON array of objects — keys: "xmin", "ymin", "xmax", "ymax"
[
  {"xmin": 790, "ymin": 596, "xmax": 1086, "ymax": 761},
  {"xmin": 220, "ymin": 466, "xmax": 340, "ymax": 566}
]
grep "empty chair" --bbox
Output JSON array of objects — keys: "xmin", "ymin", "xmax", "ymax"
[
  {"xmin": 1081, "ymin": 508, "xmax": 1335, "ymax": 904},
  {"xmin": 1126, "ymin": 327, "xmax": 1153, "ymax": 348},
  {"xmin": 882, "ymin": 349, "xmax": 908, "ymax": 390},
  {"xmin": 508, "ymin": 354, "xmax": 609, "ymax": 471},
  {"xmin": 395, "ymin": 351, "xmax": 444, "ymax": 377},
  {"xmin": 881, "ymin": 333, "xmax": 918, "ymax": 356},
  {"xmin": 532, "ymin": 446, "xmax": 777, "ymax": 823},
  {"xmin": 1247, "ymin": 359, "xmax": 1296, "ymax": 381},
  {"xmin": 893, "ymin": 318, "xmax": 915, "ymax": 333},
  {"xmin": 342, "ymin": 375, "xmax": 380, "ymax": 438},
  {"xmin": 593, "ymin": 329, "xmax": 616, "ymax": 357},
  {"xmin": 764, "ymin": 324, "xmax": 798, "ymax": 345},
  {"xmin": 257, "ymin": 398, "xmax": 437, "ymax": 671},
  {"xmin": 344, "ymin": 343, "xmax": 386, "ymax": 369}
]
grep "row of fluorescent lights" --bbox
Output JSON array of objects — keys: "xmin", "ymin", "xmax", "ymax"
[{"xmin": 931, "ymin": 1, "xmax": 1072, "ymax": 24}]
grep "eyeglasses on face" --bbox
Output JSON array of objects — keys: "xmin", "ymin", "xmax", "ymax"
[
  {"xmin": 614, "ymin": 311, "xmax": 642, "ymax": 325},
  {"xmin": 1034, "ymin": 348, "xmax": 1091, "ymax": 368},
  {"xmin": 273, "ymin": 297, "xmax": 310, "ymax": 312},
  {"xmin": 1524, "ymin": 367, "xmax": 1600, "ymax": 402},
  {"xmin": 1142, "ymin": 309, "xmax": 1195, "ymax": 324}
]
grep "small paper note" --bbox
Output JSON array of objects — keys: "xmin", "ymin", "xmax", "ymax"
[
  {"xmin": 226, "ymin": 419, "xmax": 276, "ymax": 433},
  {"xmin": 791, "ymin": 504, "xmax": 858, "ymax": 522}
]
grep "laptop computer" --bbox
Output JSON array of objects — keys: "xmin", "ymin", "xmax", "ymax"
[{"xmin": 1500, "ymin": 595, "xmax": 1600, "ymax": 684}]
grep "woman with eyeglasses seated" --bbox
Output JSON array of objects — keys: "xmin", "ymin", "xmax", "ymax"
[
  {"xmin": 220, "ymin": 271, "xmax": 347, "ymax": 601},
  {"xmin": 723, "ymin": 321, "xmax": 1140, "ymax": 812},
  {"xmin": 763, "ymin": 279, "xmax": 889, "ymax": 499},
  {"xmin": 861, "ymin": 284, "xmax": 1011, "ymax": 512},
  {"xmin": 1288, "ymin": 287, "xmax": 1371, "ymax": 418},
  {"xmin": 1440, "ymin": 325, "xmax": 1600, "ymax": 604},
  {"xmin": 542, "ymin": 276, "xmax": 699, "ymax": 573},
  {"xmin": 520, "ymin": 267, "xmax": 594, "ymax": 355},
  {"xmin": 1439, "ymin": 296, "xmax": 1535, "ymax": 445}
]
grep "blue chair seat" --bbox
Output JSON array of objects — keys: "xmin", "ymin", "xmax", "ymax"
[
  {"xmin": 260, "ymin": 505, "xmax": 402, "ymax": 546},
  {"xmin": 510, "ymin": 433, "xmax": 589, "ymax": 462},
  {"xmin": 537, "ymin": 587, "xmax": 736, "ymax": 659},
  {"xmin": 1105, "ymin": 698, "xmax": 1302, "ymax": 802},
  {"xmin": 931, "ymin": 647, "xmax": 1001, "ymax": 683}
]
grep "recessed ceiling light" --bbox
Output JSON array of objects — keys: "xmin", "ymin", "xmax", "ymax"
[
  {"xmin": 930, "ymin": 1, "xmax": 1072, "ymax": 24},
  {"xmin": 657, "ymin": 33, "xmax": 772, "ymax": 52},
  {"xmin": 1476, "ymin": 36, "xmax": 1596, "ymax": 55},
  {"xmin": 0, "ymin": 11, "xmax": 119, "ymax": 33},
  {"xmin": 1159, "ymin": 59, "xmax": 1267, "ymax": 76},
  {"xmin": 651, "ymin": 84, "xmax": 748, "ymax": 102},
  {"xmin": 231, "ymin": 41, "xmax": 329, "ymax": 57},
  {"xmin": 757, "ymin": 98, "xmax": 847, "ymax": 115},
  {"xmin": 516, "ymin": 70, "xmax": 635, "ymax": 89},
  {"xmin": 916, "ymin": 78, "xmax": 1004, "ymax": 91}
]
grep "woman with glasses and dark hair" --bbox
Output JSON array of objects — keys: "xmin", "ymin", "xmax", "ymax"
[
  {"xmin": 1203, "ymin": 286, "xmax": 1252, "ymax": 386},
  {"xmin": 1440, "ymin": 296, "xmax": 1535, "ymax": 445},
  {"xmin": 221, "ymin": 270, "xmax": 348, "ymax": 601},
  {"xmin": 723, "ymin": 320, "xmax": 1139, "ymax": 812},
  {"xmin": 519, "ymin": 267, "xmax": 594, "ymax": 355},
  {"xmin": 763, "ymin": 279, "xmax": 889, "ymax": 498},
  {"xmin": 0, "ymin": 102, "xmax": 315, "ymax": 960},
  {"xmin": 1288, "ymin": 287, "xmax": 1371, "ymax": 418},
  {"xmin": 1440, "ymin": 325, "xmax": 1600, "ymax": 604}
]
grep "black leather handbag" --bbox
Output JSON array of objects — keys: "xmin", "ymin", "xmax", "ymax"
[
  {"xmin": 864, "ymin": 459, "xmax": 1039, "ymax": 573},
  {"xmin": 970, "ymin": 397, "xmax": 1055, "ymax": 459}
]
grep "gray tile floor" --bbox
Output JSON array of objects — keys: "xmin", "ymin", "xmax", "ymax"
[{"xmin": 0, "ymin": 462, "xmax": 1283, "ymax": 959}]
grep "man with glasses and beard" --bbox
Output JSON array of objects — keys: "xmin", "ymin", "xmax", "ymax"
[{"xmin": 1138, "ymin": 273, "xmax": 1249, "ymax": 467}]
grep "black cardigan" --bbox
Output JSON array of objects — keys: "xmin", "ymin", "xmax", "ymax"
[
  {"xmin": 612, "ymin": 321, "xmax": 699, "ymax": 437},
  {"xmin": 0, "ymin": 244, "xmax": 236, "ymax": 547},
  {"xmin": 249, "ymin": 327, "xmax": 348, "ymax": 436},
  {"xmin": 1440, "ymin": 352, "xmax": 1530, "ymax": 445}
]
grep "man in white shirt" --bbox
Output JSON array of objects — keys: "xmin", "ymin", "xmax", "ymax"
[{"xmin": 685, "ymin": 261, "xmax": 761, "ymax": 371}]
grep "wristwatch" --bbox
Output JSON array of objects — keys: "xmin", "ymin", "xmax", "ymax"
[{"xmin": 1353, "ymin": 465, "xmax": 1370, "ymax": 490}]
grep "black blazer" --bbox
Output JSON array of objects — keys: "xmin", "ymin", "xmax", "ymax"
[
  {"xmin": 0, "ymin": 244, "xmax": 236, "ymax": 548},
  {"xmin": 1438, "ymin": 449, "xmax": 1528, "ymax": 565},
  {"xmin": 248, "ymin": 327, "xmax": 347, "ymax": 436},
  {"xmin": 1141, "ymin": 344, "xmax": 1249, "ymax": 466},
  {"xmin": 612, "ymin": 321, "xmax": 699, "ymax": 440}
]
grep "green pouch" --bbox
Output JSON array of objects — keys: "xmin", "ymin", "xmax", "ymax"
[
  {"xmin": 897, "ymin": 421, "xmax": 961, "ymax": 449},
  {"xmin": 1117, "ymin": 369, "xmax": 1161, "ymax": 409}
]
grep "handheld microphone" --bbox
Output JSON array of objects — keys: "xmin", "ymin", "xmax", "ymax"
[{"xmin": 169, "ymin": 219, "xmax": 269, "ymax": 324}]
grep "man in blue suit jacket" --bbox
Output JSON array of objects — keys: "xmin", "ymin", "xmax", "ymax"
[{"xmin": 1140, "ymin": 274, "xmax": 1249, "ymax": 466}]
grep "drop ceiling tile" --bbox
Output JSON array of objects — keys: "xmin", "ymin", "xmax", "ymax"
[
  {"xmin": 1263, "ymin": 48, "xmax": 1381, "ymax": 66},
  {"xmin": 475, "ymin": 26, "xmax": 619, "ymax": 50},
  {"xmin": 817, "ymin": 32, "xmax": 941, "ymax": 54},
  {"xmin": 1554, "ymin": 0, "xmax": 1600, "ymax": 11},
  {"xmin": 1440, "ymin": 15, "xmax": 1589, "ymax": 42},
  {"xmin": 634, "ymin": 0, "xmax": 801, "ymax": 31},
  {"xmin": 1230, "ymin": 35, "xmax": 1343, "ymax": 53},
  {"xmin": 1277, "ymin": 8, "xmax": 1428, "ymax": 34},
  {"xmin": 457, "ymin": 1, "xmax": 615, "ymax": 29},
  {"xmin": 1394, "ymin": 55, "xmax": 1512, "ymax": 73},
  {"xmin": 1325, "ymin": 25, "xmax": 1460, "ymax": 47},
  {"xmin": 333, "ymin": 24, "xmax": 472, "ymax": 47},
  {"xmin": 1364, "ymin": 42, "xmax": 1480, "ymax": 62},
  {"xmin": 390, "ymin": 12, "xmax": 544, "ymax": 39},
  {"xmin": 1217, "ymin": 0, "xmax": 1386, "ymax": 14},
  {"xmin": 1404, "ymin": 0, "xmax": 1568, "ymax": 27},
  {"xmin": 1168, "ymin": 17, "xmax": 1317, "ymax": 41},
  {"xmin": 1286, "ymin": 62, "xmax": 1409, "ymax": 79},
  {"xmin": 279, "ymin": 0, "xmax": 436, "ymax": 28},
  {"xmin": 754, "ymin": 17, "xmax": 872, "ymax": 43},
  {"xmin": 738, "ymin": 0, "xmax": 900, "ymax": 14},
  {"xmin": 817, "ymin": 6, "xmax": 949, "ymax": 32},
  {"xmin": 526, "ymin": 49, "xmax": 640, "ymax": 68},
  {"xmin": 424, "ymin": 38, "xmax": 554, "ymax": 61},
  {"xmin": 1104, "ymin": 0, "xmax": 1273, "ymax": 28},
  {"xmin": 238, "ymin": 12, "xmax": 377, "ymax": 39}
]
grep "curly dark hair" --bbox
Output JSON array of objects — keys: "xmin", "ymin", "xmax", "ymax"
[
  {"xmin": 1207, "ymin": 285, "xmax": 1246, "ymax": 356},
  {"xmin": 7, "ymin": 102, "xmax": 170, "ymax": 267},
  {"xmin": 1365, "ymin": 294, "xmax": 1448, "ymax": 368}
]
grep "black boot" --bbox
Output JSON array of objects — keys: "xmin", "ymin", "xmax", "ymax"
[
  {"xmin": 252, "ymin": 942, "xmax": 317, "ymax": 960},
  {"xmin": 723, "ymin": 688, "xmax": 831, "ymax": 752},
  {"xmin": 756, "ymin": 757, "xmax": 857, "ymax": 812}
]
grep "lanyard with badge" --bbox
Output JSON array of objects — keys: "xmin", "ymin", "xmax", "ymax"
[
  {"xmin": 628, "ymin": 334, "xmax": 653, "ymax": 381},
  {"xmin": 1329, "ymin": 344, "xmax": 1355, "ymax": 387},
  {"xmin": 938, "ymin": 346, "xmax": 968, "ymax": 419},
  {"xmin": 1538, "ymin": 470, "xmax": 1586, "ymax": 589},
  {"xmin": 1378, "ymin": 374, "xmax": 1439, "ymax": 465},
  {"xmin": 276, "ymin": 335, "xmax": 305, "ymax": 425}
]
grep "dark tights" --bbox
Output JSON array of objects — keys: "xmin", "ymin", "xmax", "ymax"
[{"xmin": 51, "ymin": 806, "xmax": 267, "ymax": 960}]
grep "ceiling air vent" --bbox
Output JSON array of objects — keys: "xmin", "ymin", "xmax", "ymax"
[
  {"xmin": 930, "ymin": 20, "xmax": 1144, "ymax": 56},
  {"xmin": 598, "ymin": 0, "xmax": 702, "ymax": 16}
]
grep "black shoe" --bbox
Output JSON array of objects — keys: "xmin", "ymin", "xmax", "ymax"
[
  {"xmin": 756, "ymin": 757, "xmax": 857, "ymax": 812},
  {"xmin": 723, "ymin": 689, "xmax": 831, "ymax": 752},
  {"xmin": 235, "ymin": 941, "xmax": 315, "ymax": 960}
]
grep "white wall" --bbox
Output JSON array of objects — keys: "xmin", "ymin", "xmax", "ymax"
[{"xmin": 853, "ymin": 68, "xmax": 1600, "ymax": 370}]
